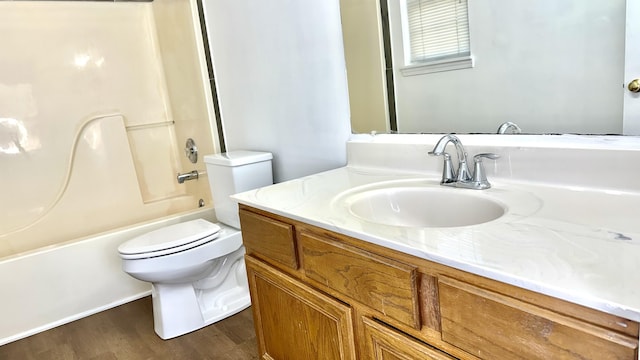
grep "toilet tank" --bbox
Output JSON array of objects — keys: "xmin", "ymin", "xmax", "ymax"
[{"xmin": 204, "ymin": 151, "xmax": 273, "ymax": 228}]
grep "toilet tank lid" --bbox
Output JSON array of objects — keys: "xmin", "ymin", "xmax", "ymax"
[
  {"xmin": 118, "ymin": 219, "xmax": 221, "ymax": 255},
  {"xmin": 204, "ymin": 151, "xmax": 272, "ymax": 167}
]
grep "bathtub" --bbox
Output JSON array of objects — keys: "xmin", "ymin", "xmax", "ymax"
[
  {"xmin": 0, "ymin": 2, "xmax": 220, "ymax": 344},
  {"xmin": 0, "ymin": 207, "xmax": 216, "ymax": 346}
]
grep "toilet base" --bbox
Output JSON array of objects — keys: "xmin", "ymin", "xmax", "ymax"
[{"xmin": 151, "ymin": 246, "xmax": 250, "ymax": 339}]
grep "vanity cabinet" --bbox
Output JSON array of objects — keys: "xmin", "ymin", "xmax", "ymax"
[{"xmin": 239, "ymin": 205, "xmax": 639, "ymax": 360}]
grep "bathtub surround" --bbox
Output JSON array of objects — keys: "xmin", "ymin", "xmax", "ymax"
[
  {"xmin": 0, "ymin": 0, "xmax": 219, "ymax": 345},
  {"xmin": 0, "ymin": 0, "xmax": 217, "ymax": 258}
]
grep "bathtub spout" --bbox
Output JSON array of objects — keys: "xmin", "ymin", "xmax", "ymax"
[{"xmin": 177, "ymin": 170, "xmax": 199, "ymax": 184}]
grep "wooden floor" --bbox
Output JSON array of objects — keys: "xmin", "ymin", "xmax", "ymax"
[{"xmin": 0, "ymin": 297, "xmax": 258, "ymax": 360}]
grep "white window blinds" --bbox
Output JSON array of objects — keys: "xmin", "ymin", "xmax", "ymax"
[{"xmin": 404, "ymin": 0, "xmax": 470, "ymax": 64}]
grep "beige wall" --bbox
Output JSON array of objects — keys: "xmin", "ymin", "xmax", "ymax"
[{"xmin": 339, "ymin": 0, "xmax": 389, "ymax": 133}]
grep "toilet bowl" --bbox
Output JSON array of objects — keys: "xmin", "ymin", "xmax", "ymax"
[{"xmin": 117, "ymin": 151, "xmax": 273, "ymax": 339}]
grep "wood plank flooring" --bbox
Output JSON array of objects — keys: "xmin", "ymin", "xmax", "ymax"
[{"xmin": 0, "ymin": 297, "xmax": 258, "ymax": 360}]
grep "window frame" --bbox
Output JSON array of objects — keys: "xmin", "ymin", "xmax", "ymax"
[{"xmin": 398, "ymin": 0, "xmax": 474, "ymax": 76}]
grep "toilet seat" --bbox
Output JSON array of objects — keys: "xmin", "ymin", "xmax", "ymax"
[{"xmin": 118, "ymin": 219, "xmax": 221, "ymax": 260}]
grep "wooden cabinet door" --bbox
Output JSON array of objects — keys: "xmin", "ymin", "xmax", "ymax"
[
  {"xmin": 361, "ymin": 317, "xmax": 457, "ymax": 360},
  {"xmin": 245, "ymin": 256, "xmax": 356, "ymax": 360}
]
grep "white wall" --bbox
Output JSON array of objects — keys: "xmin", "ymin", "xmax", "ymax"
[
  {"xmin": 388, "ymin": 0, "xmax": 626, "ymax": 134},
  {"xmin": 202, "ymin": 0, "xmax": 352, "ymax": 183}
]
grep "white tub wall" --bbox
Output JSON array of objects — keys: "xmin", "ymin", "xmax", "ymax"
[{"xmin": 0, "ymin": 208, "xmax": 216, "ymax": 346}]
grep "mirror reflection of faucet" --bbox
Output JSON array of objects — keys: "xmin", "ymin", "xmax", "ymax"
[
  {"xmin": 177, "ymin": 170, "xmax": 199, "ymax": 184},
  {"xmin": 497, "ymin": 121, "xmax": 522, "ymax": 134},
  {"xmin": 429, "ymin": 134, "xmax": 499, "ymax": 190}
]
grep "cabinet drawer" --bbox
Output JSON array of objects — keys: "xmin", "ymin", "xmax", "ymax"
[
  {"xmin": 239, "ymin": 209, "xmax": 297, "ymax": 269},
  {"xmin": 298, "ymin": 230, "xmax": 420, "ymax": 329},
  {"xmin": 438, "ymin": 276, "xmax": 639, "ymax": 360},
  {"xmin": 362, "ymin": 317, "xmax": 456, "ymax": 360}
]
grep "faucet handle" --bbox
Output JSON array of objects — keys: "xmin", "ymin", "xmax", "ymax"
[
  {"xmin": 474, "ymin": 153, "xmax": 500, "ymax": 161},
  {"xmin": 430, "ymin": 151, "xmax": 457, "ymax": 184},
  {"xmin": 441, "ymin": 153, "xmax": 457, "ymax": 183},
  {"xmin": 471, "ymin": 153, "xmax": 500, "ymax": 189}
]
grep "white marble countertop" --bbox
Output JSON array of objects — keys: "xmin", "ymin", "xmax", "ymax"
[{"xmin": 233, "ymin": 166, "xmax": 640, "ymax": 322}]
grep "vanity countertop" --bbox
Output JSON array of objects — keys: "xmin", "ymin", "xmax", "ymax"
[{"xmin": 232, "ymin": 166, "xmax": 640, "ymax": 322}]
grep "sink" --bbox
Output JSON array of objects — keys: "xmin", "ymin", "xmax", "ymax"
[{"xmin": 340, "ymin": 186, "xmax": 506, "ymax": 228}]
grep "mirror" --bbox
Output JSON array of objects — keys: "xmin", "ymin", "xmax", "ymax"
[{"xmin": 341, "ymin": 0, "xmax": 637, "ymax": 135}]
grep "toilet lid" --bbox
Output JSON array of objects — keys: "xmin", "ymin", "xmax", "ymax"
[{"xmin": 118, "ymin": 219, "xmax": 221, "ymax": 257}]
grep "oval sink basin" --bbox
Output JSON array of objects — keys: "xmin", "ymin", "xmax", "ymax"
[{"xmin": 343, "ymin": 187, "xmax": 506, "ymax": 228}]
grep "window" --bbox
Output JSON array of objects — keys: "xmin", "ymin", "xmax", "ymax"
[{"xmin": 400, "ymin": 0, "xmax": 472, "ymax": 75}]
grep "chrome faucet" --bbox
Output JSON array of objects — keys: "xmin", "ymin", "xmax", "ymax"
[
  {"xmin": 428, "ymin": 134, "xmax": 472, "ymax": 184},
  {"xmin": 177, "ymin": 170, "xmax": 199, "ymax": 184},
  {"xmin": 497, "ymin": 121, "xmax": 522, "ymax": 134},
  {"xmin": 429, "ymin": 134, "xmax": 499, "ymax": 190}
]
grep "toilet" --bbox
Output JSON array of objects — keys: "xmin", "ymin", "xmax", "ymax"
[{"xmin": 117, "ymin": 151, "xmax": 273, "ymax": 339}]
